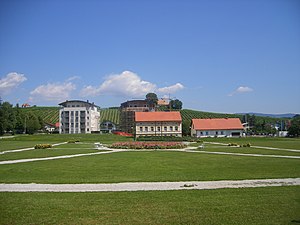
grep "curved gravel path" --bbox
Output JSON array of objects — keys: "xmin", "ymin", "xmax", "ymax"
[{"xmin": 0, "ymin": 178, "xmax": 299, "ymax": 192}]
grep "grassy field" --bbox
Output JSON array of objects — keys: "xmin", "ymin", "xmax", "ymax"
[
  {"xmin": 0, "ymin": 134, "xmax": 132, "ymax": 151},
  {"xmin": 0, "ymin": 135, "xmax": 299, "ymax": 224},
  {"xmin": 1, "ymin": 186, "xmax": 299, "ymax": 225}
]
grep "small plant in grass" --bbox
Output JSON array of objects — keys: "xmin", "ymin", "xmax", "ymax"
[
  {"xmin": 34, "ymin": 144, "xmax": 52, "ymax": 149},
  {"xmin": 228, "ymin": 143, "xmax": 239, "ymax": 147},
  {"xmin": 228, "ymin": 143, "xmax": 251, "ymax": 147},
  {"xmin": 68, "ymin": 140, "xmax": 80, "ymax": 143}
]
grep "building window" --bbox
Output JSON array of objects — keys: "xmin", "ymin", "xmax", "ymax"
[
  {"xmin": 200, "ymin": 131, "xmax": 203, "ymax": 135},
  {"xmin": 145, "ymin": 127, "xmax": 148, "ymax": 132},
  {"xmin": 170, "ymin": 126, "xmax": 173, "ymax": 131},
  {"xmin": 206, "ymin": 131, "xmax": 209, "ymax": 135},
  {"xmin": 157, "ymin": 127, "xmax": 161, "ymax": 132},
  {"xmin": 216, "ymin": 131, "xmax": 218, "ymax": 135},
  {"xmin": 140, "ymin": 127, "xmax": 143, "ymax": 132},
  {"xmin": 164, "ymin": 126, "xmax": 167, "ymax": 131},
  {"xmin": 221, "ymin": 131, "xmax": 224, "ymax": 135},
  {"xmin": 175, "ymin": 126, "xmax": 178, "ymax": 131},
  {"xmin": 151, "ymin": 127, "xmax": 154, "ymax": 132}
]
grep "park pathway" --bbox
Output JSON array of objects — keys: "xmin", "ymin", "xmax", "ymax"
[{"xmin": 0, "ymin": 178, "xmax": 299, "ymax": 192}]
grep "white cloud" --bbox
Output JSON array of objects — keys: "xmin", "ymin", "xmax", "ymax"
[
  {"xmin": 0, "ymin": 72, "xmax": 27, "ymax": 94},
  {"xmin": 157, "ymin": 83, "xmax": 184, "ymax": 94},
  {"xmin": 80, "ymin": 71, "xmax": 183, "ymax": 98},
  {"xmin": 228, "ymin": 86, "xmax": 253, "ymax": 96},
  {"xmin": 30, "ymin": 82, "xmax": 76, "ymax": 102}
]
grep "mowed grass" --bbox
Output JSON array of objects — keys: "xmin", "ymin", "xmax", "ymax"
[
  {"xmin": 1, "ymin": 186, "xmax": 299, "ymax": 225},
  {"xmin": 0, "ymin": 134, "xmax": 133, "ymax": 151},
  {"xmin": 203, "ymin": 137, "xmax": 300, "ymax": 150},
  {"xmin": 1, "ymin": 151, "xmax": 299, "ymax": 183},
  {"xmin": 0, "ymin": 145, "xmax": 100, "ymax": 161},
  {"xmin": 200, "ymin": 144, "xmax": 300, "ymax": 156}
]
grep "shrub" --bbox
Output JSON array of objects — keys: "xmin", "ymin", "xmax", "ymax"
[
  {"xmin": 68, "ymin": 140, "xmax": 80, "ymax": 143},
  {"xmin": 228, "ymin": 143, "xmax": 251, "ymax": 147},
  {"xmin": 34, "ymin": 144, "xmax": 52, "ymax": 149}
]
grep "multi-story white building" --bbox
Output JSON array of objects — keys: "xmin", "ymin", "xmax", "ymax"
[
  {"xmin": 59, "ymin": 100, "xmax": 100, "ymax": 134},
  {"xmin": 135, "ymin": 111, "xmax": 182, "ymax": 137}
]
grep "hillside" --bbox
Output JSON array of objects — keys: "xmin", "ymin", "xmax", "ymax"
[
  {"xmin": 19, "ymin": 107, "xmax": 59, "ymax": 124},
  {"xmin": 17, "ymin": 107, "xmax": 284, "ymax": 127}
]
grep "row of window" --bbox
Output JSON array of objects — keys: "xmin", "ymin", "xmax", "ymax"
[
  {"xmin": 139, "ymin": 126, "xmax": 179, "ymax": 132},
  {"xmin": 200, "ymin": 131, "xmax": 225, "ymax": 135},
  {"xmin": 61, "ymin": 111, "xmax": 89, "ymax": 116},
  {"xmin": 61, "ymin": 122, "xmax": 89, "ymax": 127}
]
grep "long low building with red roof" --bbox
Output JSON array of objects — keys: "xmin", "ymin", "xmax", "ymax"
[
  {"xmin": 191, "ymin": 118, "xmax": 244, "ymax": 138},
  {"xmin": 135, "ymin": 111, "xmax": 182, "ymax": 137}
]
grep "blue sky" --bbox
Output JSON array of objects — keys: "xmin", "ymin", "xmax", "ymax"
[{"xmin": 0, "ymin": 0, "xmax": 299, "ymax": 114}]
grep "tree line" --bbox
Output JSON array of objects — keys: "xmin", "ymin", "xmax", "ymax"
[{"xmin": 0, "ymin": 101, "xmax": 44, "ymax": 135}]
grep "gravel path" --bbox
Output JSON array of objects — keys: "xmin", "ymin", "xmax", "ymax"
[{"xmin": 0, "ymin": 178, "xmax": 299, "ymax": 192}]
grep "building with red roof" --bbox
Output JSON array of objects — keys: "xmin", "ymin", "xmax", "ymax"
[
  {"xmin": 191, "ymin": 118, "xmax": 244, "ymax": 138},
  {"xmin": 135, "ymin": 111, "xmax": 182, "ymax": 137}
]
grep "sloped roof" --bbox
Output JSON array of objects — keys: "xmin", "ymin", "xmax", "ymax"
[
  {"xmin": 192, "ymin": 118, "xmax": 243, "ymax": 130},
  {"xmin": 157, "ymin": 99, "xmax": 169, "ymax": 106},
  {"xmin": 135, "ymin": 111, "xmax": 182, "ymax": 122}
]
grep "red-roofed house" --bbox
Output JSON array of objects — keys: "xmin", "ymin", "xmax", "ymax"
[
  {"xmin": 191, "ymin": 118, "xmax": 244, "ymax": 138},
  {"xmin": 135, "ymin": 111, "xmax": 182, "ymax": 137}
]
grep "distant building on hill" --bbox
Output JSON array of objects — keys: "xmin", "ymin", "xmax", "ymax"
[
  {"xmin": 135, "ymin": 111, "xmax": 182, "ymax": 137},
  {"xmin": 191, "ymin": 118, "xmax": 244, "ymax": 138},
  {"xmin": 120, "ymin": 100, "xmax": 155, "ymax": 133},
  {"xmin": 59, "ymin": 100, "xmax": 100, "ymax": 134}
]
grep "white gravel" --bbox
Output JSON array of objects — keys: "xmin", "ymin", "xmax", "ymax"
[{"xmin": 0, "ymin": 178, "xmax": 299, "ymax": 192}]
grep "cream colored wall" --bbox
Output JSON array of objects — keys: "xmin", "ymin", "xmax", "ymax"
[{"xmin": 135, "ymin": 121, "xmax": 182, "ymax": 137}]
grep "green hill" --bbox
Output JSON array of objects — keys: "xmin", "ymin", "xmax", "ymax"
[
  {"xmin": 19, "ymin": 107, "xmax": 59, "ymax": 124},
  {"xmin": 17, "ymin": 107, "xmax": 282, "ymax": 128},
  {"xmin": 100, "ymin": 108, "xmax": 120, "ymax": 124}
]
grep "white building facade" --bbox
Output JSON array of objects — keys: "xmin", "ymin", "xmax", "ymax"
[
  {"xmin": 135, "ymin": 112, "xmax": 182, "ymax": 138},
  {"xmin": 191, "ymin": 118, "xmax": 244, "ymax": 138},
  {"xmin": 59, "ymin": 100, "xmax": 100, "ymax": 134}
]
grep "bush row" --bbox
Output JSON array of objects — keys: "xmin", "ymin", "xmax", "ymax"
[
  {"xmin": 228, "ymin": 143, "xmax": 251, "ymax": 147},
  {"xmin": 67, "ymin": 140, "xmax": 80, "ymax": 143},
  {"xmin": 34, "ymin": 144, "xmax": 52, "ymax": 149}
]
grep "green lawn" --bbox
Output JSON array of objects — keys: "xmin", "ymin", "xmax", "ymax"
[
  {"xmin": 0, "ymin": 134, "xmax": 132, "ymax": 151},
  {"xmin": 203, "ymin": 137, "xmax": 300, "ymax": 149},
  {"xmin": 1, "ymin": 135, "xmax": 300, "ymax": 224},
  {"xmin": 0, "ymin": 146, "xmax": 100, "ymax": 161},
  {"xmin": 1, "ymin": 186, "xmax": 299, "ymax": 225},
  {"xmin": 1, "ymin": 151, "xmax": 299, "ymax": 183},
  {"xmin": 199, "ymin": 143, "xmax": 300, "ymax": 156}
]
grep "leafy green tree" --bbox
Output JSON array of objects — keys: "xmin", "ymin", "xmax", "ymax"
[
  {"xmin": 288, "ymin": 115, "xmax": 300, "ymax": 137},
  {"xmin": 169, "ymin": 99, "xmax": 183, "ymax": 110},
  {"xmin": 182, "ymin": 119, "xmax": 190, "ymax": 136},
  {"xmin": 0, "ymin": 101, "xmax": 16, "ymax": 135},
  {"xmin": 145, "ymin": 93, "xmax": 158, "ymax": 107},
  {"xmin": 25, "ymin": 112, "xmax": 41, "ymax": 134}
]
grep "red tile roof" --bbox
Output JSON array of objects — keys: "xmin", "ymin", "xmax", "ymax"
[
  {"xmin": 135, "ymin": 111, "xmax": 182, "ymax": 122},
  {"xmin": 192, "ymin": 118, "xmax": 243, "ymax": 130}
]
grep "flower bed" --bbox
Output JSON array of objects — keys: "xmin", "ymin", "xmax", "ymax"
[{"xmin": 110, "ymin": 142, "xmax": 187, "ymax": 150}]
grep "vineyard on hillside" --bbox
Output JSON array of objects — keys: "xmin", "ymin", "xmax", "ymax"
[
  {"xmin": 180, "ymin": 109, "xmax": 243, "ymax": 124},
  {"xmin": 17, "ymin": 107, "xmax": 281, "ymax": 128},
  {"xmin": 100, "ymin": 108, "xmax": 120, "ymax": 124},
  {"xmin": 19, "ymin": 107, "xmax": 59, "ymax": 124}
]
